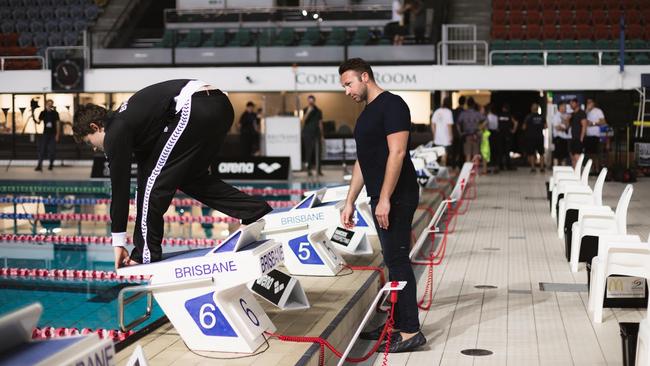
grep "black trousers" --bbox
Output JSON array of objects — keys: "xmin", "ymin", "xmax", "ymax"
[
  {"xmin": 498, "ymin": 131, "xmax": 514, "ymax": 169},
  {"xmin": 370, "ymin": 197, "xmax": 420, "ymax": 333},
  {"xmin": 37, "ymin": 133, "xmax": 56, "ymax": 167},
  {"xmin": 130, "ymin": 91, "xmax": 272, "ymax": 263},
  {"xmin": 240, "ymin": 132, "xmax": 259, "ymax": 156},
  {"xmin": 302, "ymin": 133, "xmax": 321, "ymax": 171},
  {"xmin": 488, "ymin": 130, "xmax": 501, "ymax": 168}
]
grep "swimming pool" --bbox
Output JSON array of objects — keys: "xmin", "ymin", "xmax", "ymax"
[{"xmin": 0, "ymin": 180, "xmax": 324, "ymax": 342}]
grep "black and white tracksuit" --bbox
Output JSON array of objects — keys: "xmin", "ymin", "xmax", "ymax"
[{"xmin": 105, "ymin": 79, "xmax": 272, "ymax": 264}]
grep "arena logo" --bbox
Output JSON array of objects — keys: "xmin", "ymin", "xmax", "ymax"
[
  {"xmin": 296, "ymin": 72, "xmax": 417, "ymax": 86},
  {"xmin": 218, "ymin": 162, "xmax": 254, "ymax": 174}
]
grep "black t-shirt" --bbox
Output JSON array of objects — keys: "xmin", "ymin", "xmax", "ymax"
[
  {"xmin": 38, "ymin": 109, "xmax": 59, "ymax": 135},
  {"xmin": 302, "ymin": 106, "xmax": 322, "ymax": 137},
  {"xmin": 239, "ymin": 111, "xmax": 258, "ymax": 135},
  {"xmin": 498, "ymin": 112, "xmax": 513, "ymax": 133},
  {"xmin": 570, "ymin": 110, "xmax": 587, "ymax": 140},
  {"xmin": 523, "ymin": 113, "xmax": 544, "ymax": 139},
  {"xmin": 353, "ymin": 92, "xmax": 418, "ymax": 202},
  {"xmin": 104, "ymin": 78, "xmax": 191, "ymax": 234}
]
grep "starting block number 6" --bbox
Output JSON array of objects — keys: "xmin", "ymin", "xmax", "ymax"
[{"xmin": 186, "ymin": 292, "xmax": 260, "ymax": 337}]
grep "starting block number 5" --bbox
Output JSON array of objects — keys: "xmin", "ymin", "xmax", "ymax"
[
  {"xmin": 185, "ymin": 292, "xmax": 260, "ymax": 337},
  {"xmin": 289, "ymin": 235, "xmax": 324, "ymax": 265}
]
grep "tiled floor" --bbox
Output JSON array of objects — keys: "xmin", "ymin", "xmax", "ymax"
[{"xmin": 379, "ymin": 170, "xmax": 649, "ymax": 366}]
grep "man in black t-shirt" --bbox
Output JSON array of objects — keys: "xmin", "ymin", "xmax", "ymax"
[
  {"xmin": 72, "ymin": 80, "xmax": 271, "ymax": 269},
  {"xmin": 338, "ymin": 58, "xmax": 426, "ymax": 353},
  {"xmin": 238, "ymin": 101, "xmax": 260, "ymax": 156},
  {"xmin": 36, "ymin": 99, "xmax": 60, "ymax": 171},
  {"xmin": 568, "ymin": 98, "xmax": 588, "ymax": 168},
  {"xmin": 450, "ymin": 95, "xmax": 466, "ymax": 170},
  {"xmin": 522, "ymin": 102, "xmax": 547, "ymax": 173},
  {"xmin": 497, "ymin": 103, "xmax": 519, "ymax": 170},
  {"xmin": 301, "ymin": 95, "xmax": 323, "ymax": 176}
]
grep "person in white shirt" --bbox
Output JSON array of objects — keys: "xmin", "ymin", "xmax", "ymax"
[
  {"xmin": 585, "ymin": 98, "xmax": 607, "ymax": 172},
  {"xmin": 431, "ymin": 96, "xmax": 454, "ymax": 166},
  {"xmin": 485, "ymin": 104, "xmax": 500, "ymax": 173},
  {"xmin": 552, "ymin": 102, "xmax": 572, "ymax": 166}
]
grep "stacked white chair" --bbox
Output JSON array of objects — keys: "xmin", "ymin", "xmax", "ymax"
[
  {"xmin": 638, "ymin": 317, "xmax": 650, "ymax": 366},
  {"xmin": 557, "ymin": 167, "xmax": 607, "ymax": 240},
  {"xmin": 551, "ymin": 159, "xmax": 593, "ymax": 220},
  {"xmin": 548, "ymin": 153, "xmax": 584, "ymax": 204},
  {"xmin": 569, "ymin": 184, "xmax": 634, "ymax": 272},
  {"xmin": 588, "ymin": 233, "xmax": 648, "ymax": 323}
]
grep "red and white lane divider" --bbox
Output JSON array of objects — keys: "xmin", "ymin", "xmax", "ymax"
[
  {"xmin": 0, "ymin": 267, "xmax": 149, "ymax": 282},
  {"xmin": 0, "ymin": 234, "xmax": 222, "ymax": 247},
  {"xmin": 2, "ymin": 213, "xmax": 239, "ymax": 224},
  {"xmin": 1, "ymin": 196, "xmax": 297, "ymax": 208},
  {"xmin": 32, "ymin": 327, "xmax": 135, "ymax": 342},
  {"xmin": 238, "ymin": 188, "xmax": 307, "ymax": 196}
]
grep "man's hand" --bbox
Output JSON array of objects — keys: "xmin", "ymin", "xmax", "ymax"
[
  {"xmin": 113, "ymin": 246, "xmax": 137, "ymax": 270},
  {"xmin": 375, "ymin": 198, "xmax": 390, "ymax": 230},
  {"xmin": 340, "ymin": 202, "xmax": 356, "ymax": 229}
]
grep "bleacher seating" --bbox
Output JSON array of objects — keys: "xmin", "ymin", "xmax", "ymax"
[
  {"xmin": 490, "ymin": 0, "xmax": 650, "ymax": 65},
  {"xmin": 0, "ymin": 0, "xmax": 101, "ymax": 70}
]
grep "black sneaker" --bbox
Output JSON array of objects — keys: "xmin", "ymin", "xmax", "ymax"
[
  {"xmin": 35, "ymin": 166, "xmax": 42, "ymax": 171},
  {"xmin": 359, "ymin": 324, "xmax": 400, "ymax": 341},
  {"xmin": 379, "ymin": 331, "xmax": 426, "ymax": 353},
  {"xmin": 47, "ymin": 165, "xmax": 53, "ymax": 171}
]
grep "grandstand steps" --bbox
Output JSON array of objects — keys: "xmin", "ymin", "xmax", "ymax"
[
  {"xmin": 447, "ymin": 0, "xmax": 492, "ymax": 42},
  {"xmin": 92, "ymin": 0, "xmax": 145, "ymax": 48}
]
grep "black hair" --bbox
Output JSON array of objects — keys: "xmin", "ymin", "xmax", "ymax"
[
  {"xmin": 466, "ymin": 97, "xmax": 476, "ymax": 109},
  {"xmin": 442, "ymin": 96, "xmax": 452, "ymax": 109},
  {"xmin": 338, "ymin": 58, "xmax": 375, "ymax": 81},
  {"xmin": 458, "ymin": 95, "xmax": 466, "ymax": 105},
  {"xmin": 72, "ymin": 103, "xmax": 109, "ymax": 143},
  {"xmin": 246, "ymin": 101, "xmax": 255, "ymax": 107}
]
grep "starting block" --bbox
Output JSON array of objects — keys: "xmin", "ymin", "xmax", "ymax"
[
  {"xmin": 249, "ymin": 268, "xmax": 310, "ymax": 310},
  {"xmin": 117, "ymin": 220, "xmax": 283, "ymax": 354},
  {"xmin": 262, "ymin": 224, "xmax": 345, "ymax": 276},
  {"xmin": 303, "ymin": 185, "xmax": 368, "ymax": 204},
  {"xmin": 264, "ymin": 188, "xmax": 377, "ymax": 238},
  {"xmin": 0, "ymin": 303, "xmax": 116, "ymax": 366}
]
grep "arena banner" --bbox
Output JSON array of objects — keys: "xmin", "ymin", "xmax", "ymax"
[{"xmin": 212, "ymin": 157, "xmax": 290, "ymax": 180}]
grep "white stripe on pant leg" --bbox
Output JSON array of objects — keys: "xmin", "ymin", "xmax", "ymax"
[{"xmin": 139, "ymin": 100, "xmax": 192, "ymax": 264}]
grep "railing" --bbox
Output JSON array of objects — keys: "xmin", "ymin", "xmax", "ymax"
[
  {"xmin": 437, "ymin": 40, "xmax": 489, "ymax": 65},
  {"xmin": 488, "ymin": 48, "xmax": 650, "ymax": 66},
  {"xmin": 0, "ymin": 56, "xmax": 46, "ymax": 71}
]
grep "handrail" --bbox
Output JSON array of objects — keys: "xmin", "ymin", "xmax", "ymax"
[
  {"xmin": 437, "ymin": 40, "xmax": 489, "ymax": 65},
  {"xmin": 488, "ymin": 48, "xmax": 650, "ymax": 66},
  {"xmin": 0, "ymin": 56, "xmax": 45, "ymax": 71},
  {"xmin": 98, "ymin": 0, "xmax": 141, "ymax": 48}
]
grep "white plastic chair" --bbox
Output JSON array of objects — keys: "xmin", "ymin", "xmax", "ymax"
[
  {"xmin": 590, "ymin": 249, "xmax": 650, "ymax": 324},
  {"xmin": 638, "ymin": 317, "xmax": 650, "ymax": 366},
  {"xmin": 587, "ymin": 234, "xmax": 646, "ymax": 322},
  {"xmin": 549, "ymin": 153, "xmax": 584, "ymax": 192},
  {"xmin": 557, "ymin": 168, "xmax": 607, "ymax": 239},
  {"xmin": 569, "ymin": 184, "xmax": 634, "ymax": 272},
  {"xmin": 551, "ymin": 159, "xmax": 592, "ymax": 219}
]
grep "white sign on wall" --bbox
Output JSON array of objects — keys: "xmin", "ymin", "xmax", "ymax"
[
  {"xmin": 176, "ymin": 0, "xmax": 225, "ymax": 10},
  {"xmin": 262, "ymin": 116, "xmax": 301, "ymax": 171}
]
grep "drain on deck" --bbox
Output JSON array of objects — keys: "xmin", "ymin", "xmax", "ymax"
[
  {"xmin": 508, "ymin": 289, "xmax": 533, "ymax": 295},
  {"xmin": 483, "ymin": 247, "xmax": 501, "ymax": 251},
  {"xmin": 490, "ymin": 206, "xmax": 503, "ymax": 210},
  {"xmin": 508, "ymin": 235, "xmax": 526, "ymax": 240},
  {"xmin": 474, "ymin": 285, "xmax": 498, "ymax": 290},
  {"xmin": 539, "ymin": 282, "xmax": 588, "ymax": 292},
  {"xmin": 524, "ymin": 196, "xmax": 546, "ymax": 200},
  {"xmin": 461, "ymin": 349, "xmax": 493, "ymax": 356}
]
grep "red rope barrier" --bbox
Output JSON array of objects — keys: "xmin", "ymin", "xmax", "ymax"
[
  {"xmin": 264, "ymin": 283, "xmax": 399, "ymax": 366},
  {"xmin": 10, "ymin": 213, "xmax": 239, "ymax": 224}
]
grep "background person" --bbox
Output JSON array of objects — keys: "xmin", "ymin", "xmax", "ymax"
[
  {"xmin": 568, "ymin": 98, "xmax": 588, "ymax": 168},
  {"xmin": 238, "ymin": 101, "xmax": 260, "ymax": 157},
  {"xmin": 497, "ymin": 103, "xmax": 518, "ymax": 171},
  {"xmin": 486, "ymin": 103, "xmax": 500, "ymax": 173},
  {"xmin": 585, "ymin": 98, "xmax": 607, "ymax": 173},
  {"xmin": 458, "ymin": 97, "xmax": 484, "ymax": 162},
  {"xmin": 301, "ymin": 95, "xmax": 323, "ymax": 176},
  {"xmin": 431, "ymin": 96, "xmax": 454, "ymax": 166},
  {"xmin": 35, "ymin": 99, "xmax": 60, "ymax": 171},
  {"xmin": 522, "ymin": 102, "xmax": 547, "ymax": 173},
  {"xmin": 338, "ymin": 58, "xmax": 426, "ymax": 353},
  {"xmin": 552, "ymin": 102, "xmax": 571, "ymax": 166},
  {"xmin": 451, "ymin": 95, "xmax": 466, "ymax": 171}
]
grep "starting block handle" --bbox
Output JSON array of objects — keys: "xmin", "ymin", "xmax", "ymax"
[
  {"xmin": 118, "ymin": 277, "xmax": 214, "ymax": 331},
  {"xmin": 337, "ymin": 281, "xmax": 407, "ymax": 366},
  {"xmin": 261, "ymin": 223, "xmax": 309, "ymax": 236}
]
